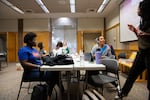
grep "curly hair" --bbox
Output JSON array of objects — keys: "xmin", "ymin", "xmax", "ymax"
[
  {"xmin": 56, "ymin": 41, "xmax": 63, "ymax": 49},
  {"xmin": 139, "ymin": 0, "xmax": 150, "ymax": 31},
  {"xmin": 24, "ymin": 32, "xmax": 37, "ymax": 44},
  {"xmin": 38, "ymin": 42, "xmax": 43, "ymax": 49}
]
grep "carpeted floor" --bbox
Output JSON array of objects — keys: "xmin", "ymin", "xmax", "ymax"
[{"xmin": 0, "ymin": 62, "xmax": 149, "ymax": 100}]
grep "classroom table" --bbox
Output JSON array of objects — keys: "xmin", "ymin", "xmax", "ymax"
[{"xmin": 40, "ymin": 61, "xmax": 105, "ymax": 100}]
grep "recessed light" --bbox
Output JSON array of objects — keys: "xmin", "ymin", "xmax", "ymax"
[{"xmin": 58, "ymin": 0, "xmax": 66, "ymax": 5}]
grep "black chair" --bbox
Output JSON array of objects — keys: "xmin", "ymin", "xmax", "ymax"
[
  {"xmin": 89, "ymin": 59, "xmax": 121, "ymax": 95},
  {"xmin": 84, "ymin": 52, "xmax": 93, "ymax": 62},
  {"xmin": 0, "ymin": 52, "xmax": 8, "ymax": 71},
  {"xmin": 118, "ymin": 52, "xmax": 126, "ymax": 59},
  {"xmin": 17, "ymin": 69, "xmax": 44, "ymax": 100},
  {"xmin": 109, "ymin": 45, "xmax": 116, "ymax": 59}
]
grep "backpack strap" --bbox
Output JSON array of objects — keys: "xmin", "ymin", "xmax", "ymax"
[
  {"xmin": 83, "ymin": 89, "xmax": 105, "ymax": 100},
  {"xmin": 84, "ymin": 89, "xmax": 99, "ymax": 100}
]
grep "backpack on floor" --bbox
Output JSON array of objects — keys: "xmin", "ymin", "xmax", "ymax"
[
  {"xmin": 50, "ymin": 84, "xmax": 62, "ymax": 100},
  {"xmin": 82, "ymin": 89, "xmax": 105, "ymax": 100},
  {"xmin": 31, "ymin": 84, "xmax": 49, "ymax": 100}
]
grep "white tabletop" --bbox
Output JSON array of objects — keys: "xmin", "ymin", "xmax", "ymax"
[
  {"xmin": 40, "ymin": 61, "xmax": 105, "ymax": 71},
  {"xmin": 73, "ymin": 61, "xmax": 105, "ymax": 71},
  {"xmin": 40, "ymin": 64, "xmax": 74, "ymax": 71},
  {"xmin": 40, "ymin": 54, "xmax": 106, "ymax": 71}
]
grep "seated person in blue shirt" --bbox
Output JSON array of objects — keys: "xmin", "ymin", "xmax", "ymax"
[
  {"xmin": 91, "ymin": 36, "xmax": 114, "ymax": 59},
  {"xmin": 89, "ymin": 36, "xmax": 113, "ymax": 75},
  {"xmin": 88, "ymin": 36, "xmax": 116, "ymax": 86},
  {"xmin": 18, "ymin": 32, "xmax": 59, "ymax": 99}
]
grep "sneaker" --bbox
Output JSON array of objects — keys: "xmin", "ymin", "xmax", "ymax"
[
  {"xmin": 115, "ymin": 95, "xmax": 121, "ymax": 100},
  {"xmin": 114, "ymin": 91, "xmax": 126, "ymax": 100}
]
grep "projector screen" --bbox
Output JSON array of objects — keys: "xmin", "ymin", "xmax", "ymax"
[{"xmin": 120, "ymin": 0, "xmax": 141, "ymax": 42}]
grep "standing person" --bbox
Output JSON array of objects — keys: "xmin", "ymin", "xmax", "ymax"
[
  {"xmin": 37, "ymin": 42, "xmax": 47, "ymax": 56},
  {"xmin": 18, "ymin": 32, "xmax": 59, "ymax": 99},
  {"xmin": 115, "ymin": 0, "xmax": 150, "ymax": 99}
]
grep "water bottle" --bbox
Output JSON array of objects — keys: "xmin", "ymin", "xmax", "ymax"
[
  {"xmin": 95, "ymin": 49, "xmax": 101, "ymax": 64},
  {"xmin": 79, "ymin": 50, "xmax": 84, "ymax": 66}
]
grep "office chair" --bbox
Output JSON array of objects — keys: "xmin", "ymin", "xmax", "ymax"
[
  {"xmin": 89, "ymin": 59, "xmax": 121, "ymax": 95},
  {"xmin": 118, "ymin": 52, "xmax": 126, "ymax": 59},
  {"xmin": 109, "ymin": 45, "xmax": 116, "ymax": 59},
  {"xmin": 84, "ymin": 52, "xmax": 93, "ymax": 62},
  {"xmin": 0, "ymin": 52, "xmax": 8, "ymax": 65},
  {"xmin": 3, "ymin": 51, "xmax": 8, "ymax": 65},
  {"xmin": 17, "ymin": 68, "xmax": 44, "ymax": 100}
]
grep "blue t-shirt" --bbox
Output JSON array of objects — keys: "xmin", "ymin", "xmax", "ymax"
[{"xmin": 18, "ymin": 46, "xmax": 42, "ymax": 66}]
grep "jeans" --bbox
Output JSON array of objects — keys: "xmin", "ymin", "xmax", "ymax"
[{"xmin": 23, "ymin": 69, "xmax": 59, "ymax": 96}]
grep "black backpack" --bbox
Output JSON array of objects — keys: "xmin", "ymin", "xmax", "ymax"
[
  {"xmin": 31, "ymin": 84, "xmax": 49, "ymax": 100},
  {"xmin": 42, "ymin": 54, "xmax": 74, "ymax": 66}
]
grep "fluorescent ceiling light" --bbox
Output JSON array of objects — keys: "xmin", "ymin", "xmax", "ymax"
[
  {"xmin": 12, "ymin": 6, "xmax": 24, "ymax": 14},
  {"xmin": 102, "ymin": 0, "xmax": 110, "ymax": 5},
  {"xmin": 69, "ymin": 0, "xmax": 75, "ymax": 13},
  {"xmin": 35, "ymin": 0, "xmax": 49, "ymax": 13},
  {"xmin": 70, "ymin": 5, "xmax": 75, "ymax": 13},
  {"xmin": 97, "ymin": 0, "xmax": 110, "ymax": 13},
  {"xmin": 70, "ymin": 0, "xmax": 75, "ymax": 4},
  {"xmin": 41, "ymin": 5, "xmax": 49, "ymax": 13},
  {"xmin": 1, "ymin": 0, "xmax": 24, "ymax": 14},
  {"xmin": 97, "ymin": 5, "xmax": 105, "ymax": 13}
]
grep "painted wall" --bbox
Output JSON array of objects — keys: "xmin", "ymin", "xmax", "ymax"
[
  {"xmin": 24, "ymin": 19, "xmax": 49, "ymax": 32},
  {"xmin": 105, "ymin": 8, "xmax": 119, "ymax": 29},
  {"xmin": 105, "ymin": 7, "xmax": 128, "ymax": 49},
  {"xmin": 78, "ymin": 18, "xmax": 104, "ymax": 31},
  {"xmin": 0, "ymin": 19, "xmax": 17, "ymax": 32},
  {"xmin": 0, "ymin": 18, "xmax": 104, "ymax": 32}
]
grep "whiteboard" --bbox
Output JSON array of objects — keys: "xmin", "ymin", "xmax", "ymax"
[{"xmin": 120, "ymin": 0, "xmax": 141, "ymax": 42}]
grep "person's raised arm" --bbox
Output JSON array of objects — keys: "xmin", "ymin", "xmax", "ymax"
[{"xmin": 128, "ymin": 24, "xmax": 138, "ymax": 35}]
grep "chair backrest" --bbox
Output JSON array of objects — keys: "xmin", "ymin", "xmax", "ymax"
[
  {"xmin": 84, "ymin": 52, "xmax": 93, "ymax": 62},
  {"xmin": 0, "ymin": 52, "xmax": 7, "ymax": 61},
  {"xmin": 101, "ymin": 59, "xmax": 119, "ymax": 74},
  {"xmin": 109, "ymin": 45, "xmax": 116, "ymax": 59},
  {"xmin": 19, "ymin": 63, "xmax": 42, "ymax": 82},
  {"xmin": 118, "ymin": 52, "xmax": 126, "ymax": 59}
]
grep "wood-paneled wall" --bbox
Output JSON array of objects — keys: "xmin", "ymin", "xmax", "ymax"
[
  {"xmin": 77, "ymin": 30, "xmax": 102, "ymax": 53},
  {"xmin": 6, "ymin": 31, "xmax": 51, "ymax": 62},
  {"xmin": 7, "ymin": 32, "xmax": 17, "ymax": 62},
  {"xmin": 23, "ymin": 32, "xmax": 51, "ymax": 53},
  {"xmin": 4, "ymin": 30, "xmax": 138, "ymax": 62},
  {"xmin": 115, "ymin": 49, "xmax": 137, "ymax": 59},
  {"xmin": 129, "ymin": 41, "xmax": 138, "ymax": 50}
]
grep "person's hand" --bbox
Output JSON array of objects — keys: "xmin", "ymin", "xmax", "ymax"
[
  {"xmin": 127, "ymin": 24, "xmax": 144, "ymax": 36},
  {"xmin": 135, "ymin": 27, "xmax": 150, "ymax": 36},
  {"xmin": 128, "ymin": 24, "xmax": 136, "ymax": 32}
]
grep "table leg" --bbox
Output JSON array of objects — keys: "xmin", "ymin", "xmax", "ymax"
[
  {"xmin": 84, "ymin": 71, "xmax": 88, "ymax": 90},
  {"xmin": 58, "ymin": 72, "xmax": 63, "ymax": 100},
  {"xmin": 66, "ymin": 71, "xmax": 71, "ymax": 100},
  {"xmin": 0, "ymin": 62, "xmax": 1, "ymax": 71},
  {"xmin": 77, "ymin": 71, "xmax": 80, "ymax": 100}
]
